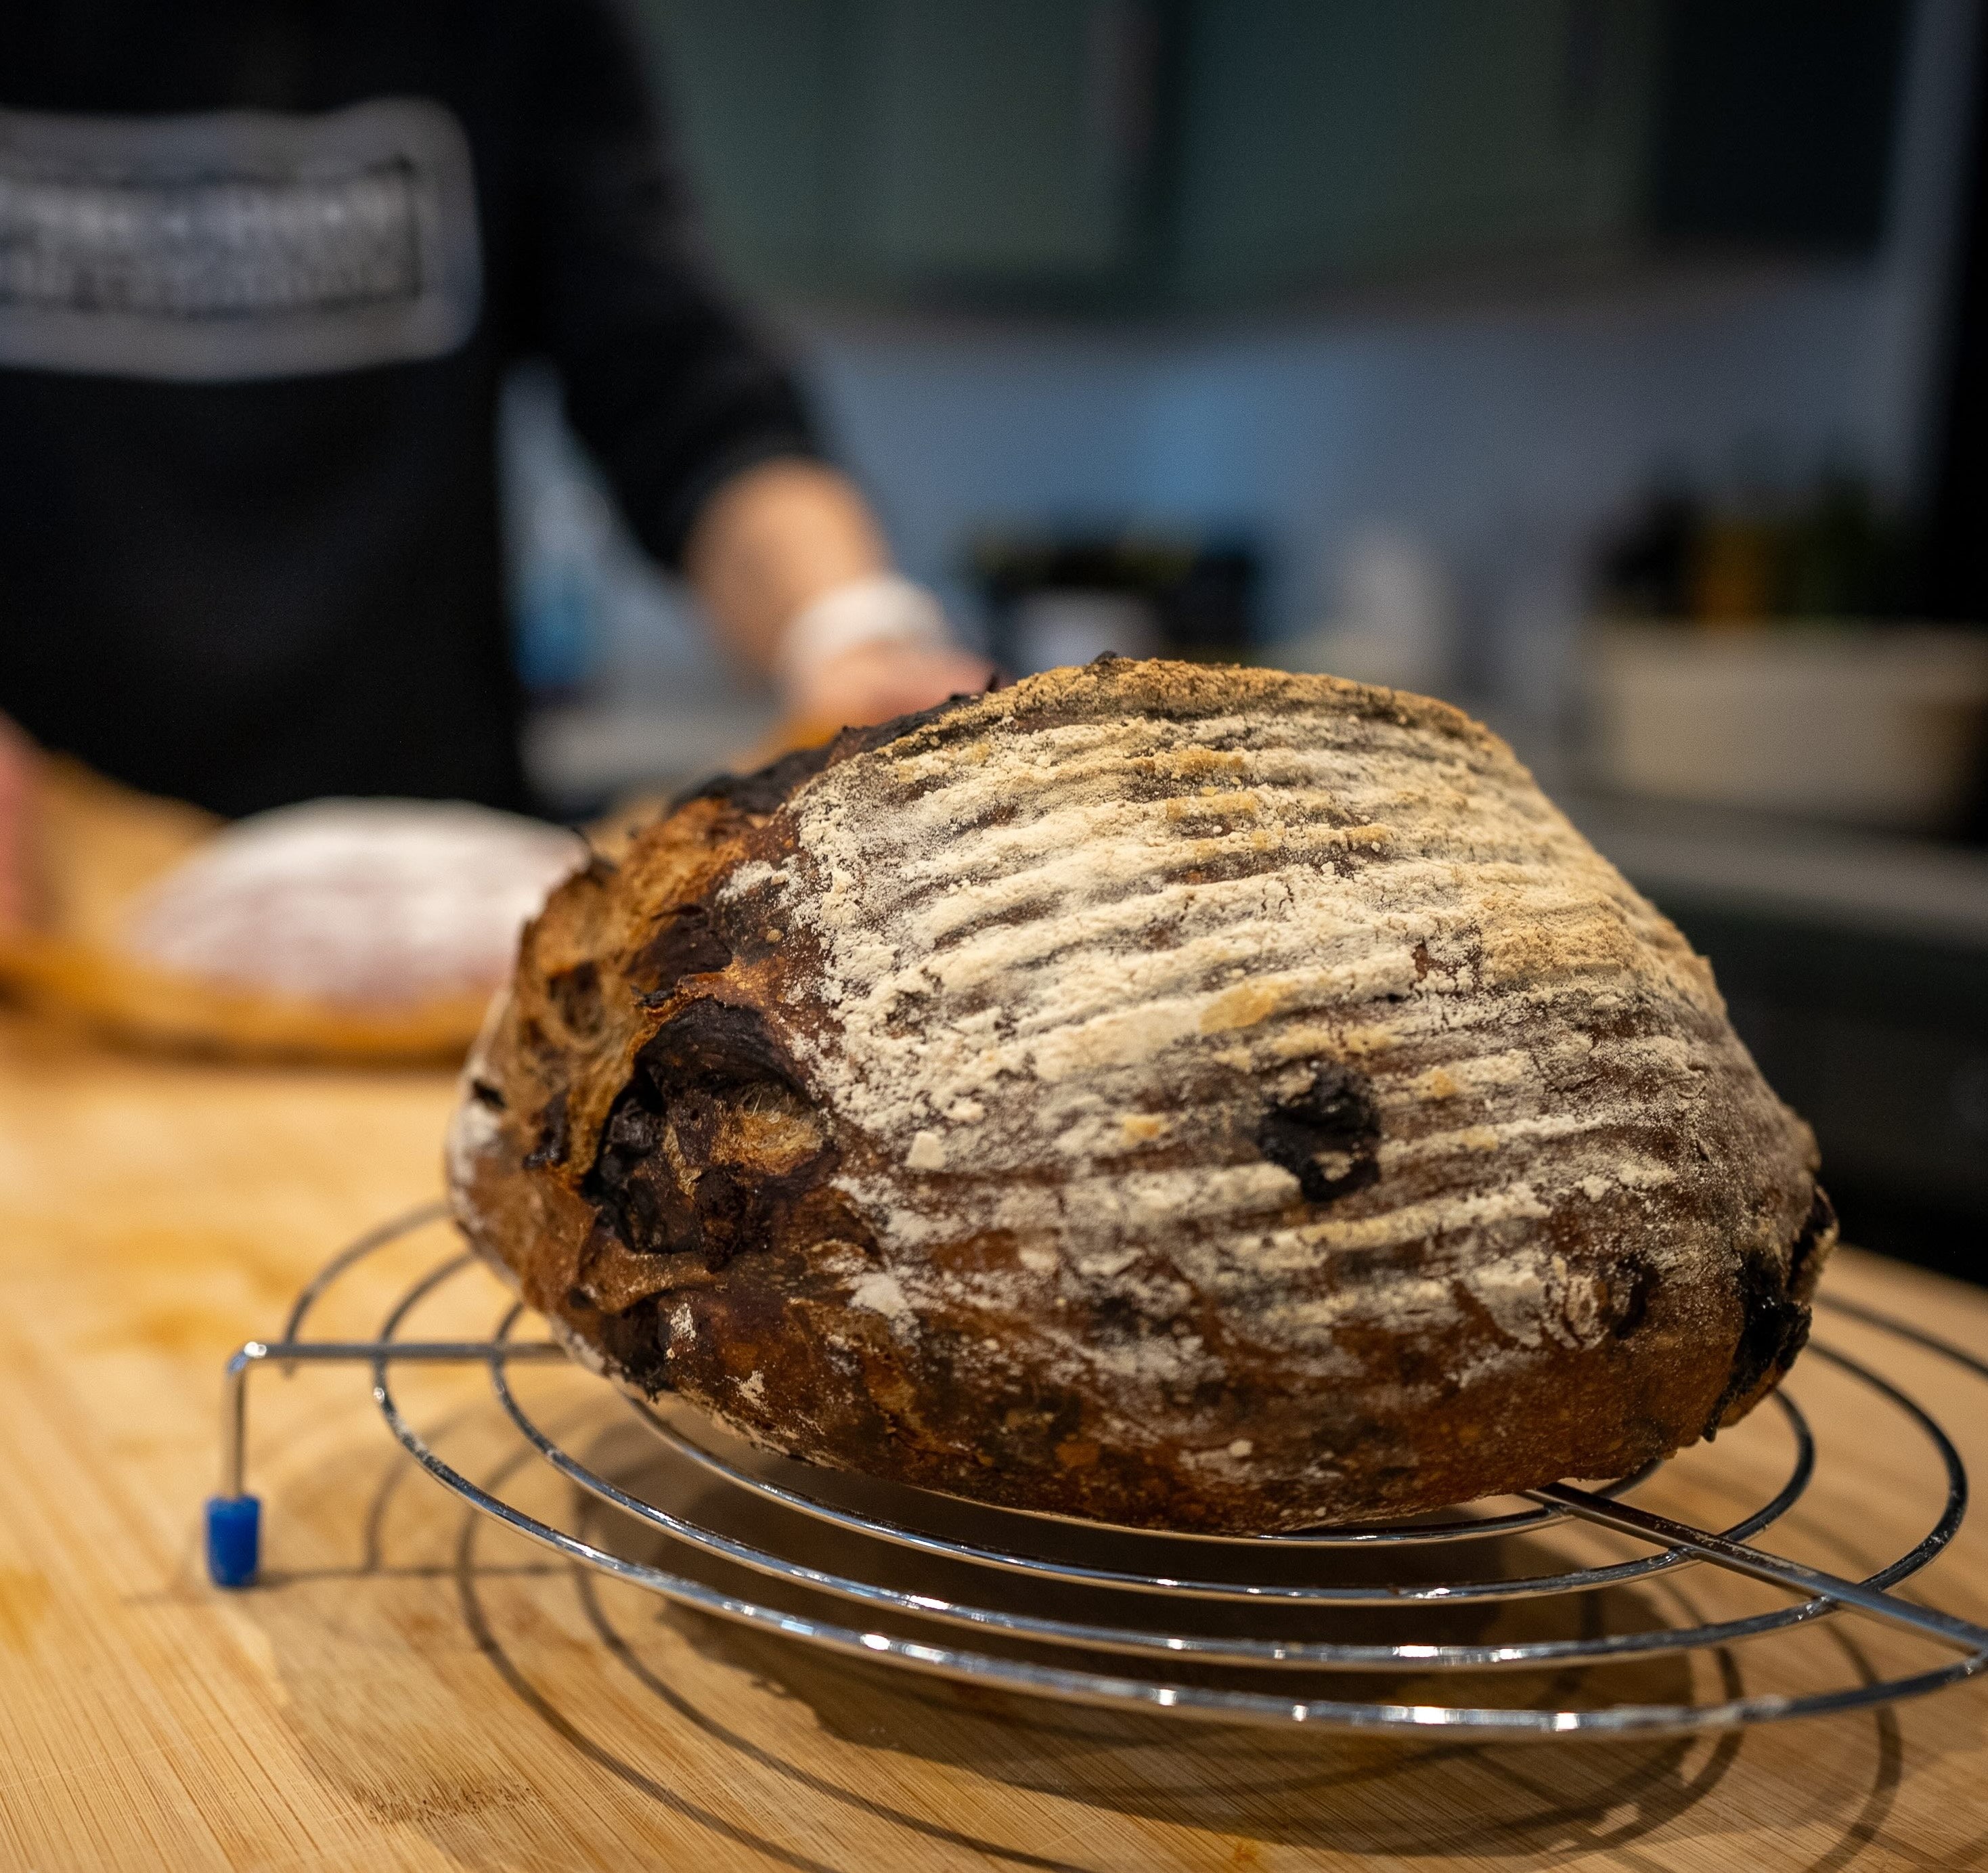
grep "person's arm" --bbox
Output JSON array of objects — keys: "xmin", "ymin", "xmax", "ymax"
[
  {"xmin": 681, "ymin": 458, "xmax": 991, "ymax": 728},
  {"xmin": 0, "ymin": 717, "xmax": 33, "ymax": 933},
  {"xmin": 526, "ymin": 0, "xmax": 987, "ymax": 727}
]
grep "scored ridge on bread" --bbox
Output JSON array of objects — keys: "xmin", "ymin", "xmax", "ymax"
[{"xmin": 449, "ymin": 659, "xmax": 1832, "ymax": 1533}]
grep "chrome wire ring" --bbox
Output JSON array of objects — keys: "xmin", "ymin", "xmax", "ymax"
[{"xmin": 348, "ymin": 1245, "xmax": 1988, "ymax": 1737}]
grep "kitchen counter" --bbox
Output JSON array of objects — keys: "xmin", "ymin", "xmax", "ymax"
[
  {"xmin": 1564, "ymin": 791, "xmax": 1988, "ymax": 951},
  {"xmin": 1556, "ymin": 791, "xmax": 1988, "ymax": 1270},
  {"xmin": 2, "ymin": 1009, "xmax": 1986, "ymax": 1871}
]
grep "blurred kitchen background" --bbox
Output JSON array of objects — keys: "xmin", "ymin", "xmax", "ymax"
[{"xmin": 509, "ymin": 0, "xmax": 1988, "ymax": 1279}]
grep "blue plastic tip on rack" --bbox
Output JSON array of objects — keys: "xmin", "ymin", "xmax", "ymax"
[{"xmin": 205, "ymin": 1494, "xmax": 262, "ymax": 1588}]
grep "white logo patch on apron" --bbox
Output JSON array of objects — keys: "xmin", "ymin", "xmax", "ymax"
[{"xmin": 0, "ymin": 98, "xmax": 482, "ymax": 380}]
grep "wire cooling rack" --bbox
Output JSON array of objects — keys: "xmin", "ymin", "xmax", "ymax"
[{"xmin": 207, "ymin": 1203, "xmax": 1988, "ymax": 1739}]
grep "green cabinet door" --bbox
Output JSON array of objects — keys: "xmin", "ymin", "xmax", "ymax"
[
  {"xmin": 636, "ymin": 0, "xmax": 1902, "ymax": 315},
  {"xmin": 642, "ymin": 0, "xmax": 1161, "ymax": 304},
  {"xmin": 638, "ymin": 0, "xmax": 845, "ymax": 295},
  {"xmin": 1169, "ymin": 0, "xmax": 1660, "ymax": 305},
  {"xmin": 847, "ymin": 0, "xmax": 1156, "ymax": 293}
]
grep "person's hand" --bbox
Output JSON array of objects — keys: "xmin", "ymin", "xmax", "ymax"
[
  {"xmin": 786, "ymin": 637, "xmax": 996, "ymax": 735},
  {"xmin": 684, "ymin": 464, "xmax": 998, "ymax": 732},
  {"xmin": 772, "ymin": 570, "xmax": 995, "ymax": 736},
  {"xmin": 0, "ymin": 715, "xmax": 35, "ymax": 934}
]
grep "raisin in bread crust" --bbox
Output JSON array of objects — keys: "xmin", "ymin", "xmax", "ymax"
[{"xmin": 447, "ymin": 660, "xmax": 1832, "ymax": 1533}]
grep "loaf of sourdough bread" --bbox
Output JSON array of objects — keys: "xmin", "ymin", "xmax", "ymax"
[
  {"xmin": 447, "ymin": 660, "xmax": 1832, "ymax": 1533},
  {"xmin": 0, "ymin": 764, "xmax": 581, "ymax": 1062}
]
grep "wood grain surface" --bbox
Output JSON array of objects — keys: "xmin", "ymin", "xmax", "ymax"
[{"xmin": 1, "ymin": 1006, "xmax": 1985, "ymax": 1872}]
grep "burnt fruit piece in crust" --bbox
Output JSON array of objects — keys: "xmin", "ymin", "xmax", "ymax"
[{"xmin": 447, "ymin": 659, "xmax": 1834, "ymax": 1534}]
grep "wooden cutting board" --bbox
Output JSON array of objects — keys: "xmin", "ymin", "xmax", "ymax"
[{"xmin": 0, "ymin": 1005, "xmax": 1984, "ymax": 1872}]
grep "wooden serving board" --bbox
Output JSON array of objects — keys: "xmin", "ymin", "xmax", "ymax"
[{"xmin": 0, "ymin": 1007, "xmax": 1985, "ymax": 1872}]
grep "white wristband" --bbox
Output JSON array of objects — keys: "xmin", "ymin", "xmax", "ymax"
[{"xmin": 774, "ymin": 573, "xmax": 951, "ymax": 694}]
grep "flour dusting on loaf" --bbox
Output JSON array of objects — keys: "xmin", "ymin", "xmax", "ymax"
[{"xmin": 449, "ymin": 661, "xmax": 1832, "ymax": 1532}]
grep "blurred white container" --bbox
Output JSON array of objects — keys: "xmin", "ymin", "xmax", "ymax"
[
  {"xmin": 1287, "ymin": 529, "xmax": 1459, "ymax": 695},
  {"xmin": 1585, "ymin": 623, "xmax": 1988, "ymax": 831},
  {"xmin": 1011, "ymin": 590, "xmax": 1162, "ymax": 674}
]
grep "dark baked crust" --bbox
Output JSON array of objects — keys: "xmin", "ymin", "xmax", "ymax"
[{"xmin": 448, "ymin": 660, "xmax": 1833, "ymax": 1533}]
